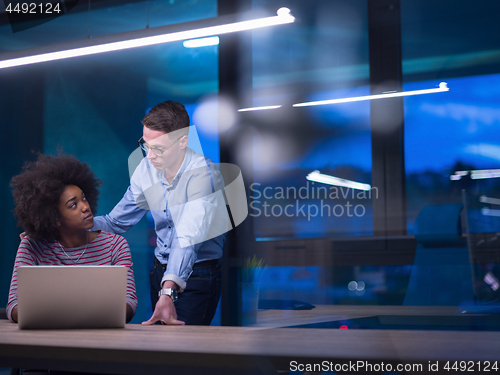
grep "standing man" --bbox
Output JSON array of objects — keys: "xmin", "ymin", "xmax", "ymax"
[{"xmin": 93, "ymin": 101, "xmax": 228, "ymax": 326}]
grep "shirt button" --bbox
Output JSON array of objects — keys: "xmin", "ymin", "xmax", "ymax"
[
  {"xmin": 164, "ymin": 244, "xmax": 167, "ymax": 247},
  {"xmin": 168, "ymin": 226, "xmax": 171, "ymax": 229}
]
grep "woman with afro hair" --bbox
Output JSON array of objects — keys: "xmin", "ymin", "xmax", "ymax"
[{"xmin": 7, "ymin": 153, "xmax": 137, "ymax": 323}]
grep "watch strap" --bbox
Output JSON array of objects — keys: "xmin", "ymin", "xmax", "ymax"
[{"xmin": 158, "ymin": 288, "xmax": 178, "ymax": 302}]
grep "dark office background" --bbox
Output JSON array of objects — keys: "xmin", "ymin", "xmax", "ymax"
[{"xmin": 1, "ymin": 0, "xmax": 500, "ymax": 324}]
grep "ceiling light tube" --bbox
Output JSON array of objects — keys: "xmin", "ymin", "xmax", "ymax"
[
  {"xmin": 471, "ymin": 169, "xmax": 500, "ymax": 180},
  {"xmin": 450, "ymin": 169, "xmax": 500, "ymax": 180},
  {"xmin": 481, "ymin": 208, "xmax": 500, "ymax": 217},
  {"xmin": 480, "ymin": 195, "xmax": 500, "ymax": 206},
  {"xmin": 306, "ymin": 170, "xmax": 371, "ymax": 191},
  {"xmin": 238, "ymin": 105, "xmax": 282, "ymax": 112},
  {"xmin": 0, "ymin": 8, "xmax": 294, "ymax": 69},
  {"xmin": 293, "ymin": 82, "xmax": 449, "ymax": 108},
  {"xmin": 450, "ymin": 170, "xmax": 470, "ymax": 180},
  {"xmin": 183, "ymin": 36, "xmax": 220, "ymax": 48}
]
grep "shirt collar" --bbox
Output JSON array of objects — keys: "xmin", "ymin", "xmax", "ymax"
[
  {"xmin": 177, "ymin": 147, "xmax": 193, "ymax": 176},
  {"xmin": 154, "ymin": 147, "xmax": 194, "ymax": 185}
]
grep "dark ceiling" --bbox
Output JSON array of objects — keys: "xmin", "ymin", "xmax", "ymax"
[{"xmin": 1, "ymin": 0, "xmax": 499, "ymax": 101}]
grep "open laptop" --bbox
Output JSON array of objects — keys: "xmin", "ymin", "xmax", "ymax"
[{"xmin": 17, "ymin": 265, "xmax": 127, "ymax": 329}]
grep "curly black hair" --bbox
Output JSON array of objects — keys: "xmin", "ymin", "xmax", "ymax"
[{"xmin": 10, "ymin": 153, "xmax": 102, "ymax": 241}]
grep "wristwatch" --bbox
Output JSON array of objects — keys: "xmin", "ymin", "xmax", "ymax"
[{"xmin": 158, "ymin": 288, "xmax": 178, "ymax": 302}]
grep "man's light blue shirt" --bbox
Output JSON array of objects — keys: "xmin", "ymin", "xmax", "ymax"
[{"xmin": 93, "ymin": 148, "xmax": 227, "ymax": 291}]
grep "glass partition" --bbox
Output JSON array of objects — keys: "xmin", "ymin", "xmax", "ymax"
[
  {"xmin": 397, "ymin": 0, "xmax": 500, "ymax": 318},
  {"xmin": 250, "ymin": 0, "xmax": 371, "ymax": 240},
  {"xmin": 402, "ymin": 0, "xmax": 500, "ymax": 233},
  {"xmin": 2, "ymin": 0, "xmax": 500, "ymax": 335}
]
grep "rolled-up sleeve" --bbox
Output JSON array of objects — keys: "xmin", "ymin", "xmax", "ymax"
[{"xmin": 93, "ymin": 166, "xmax": 149, "ymax": 234}]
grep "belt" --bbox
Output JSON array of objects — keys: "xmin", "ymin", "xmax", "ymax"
[{"xmin": 154, "ymin": 257, "xmax": 220, "ymax": 272}]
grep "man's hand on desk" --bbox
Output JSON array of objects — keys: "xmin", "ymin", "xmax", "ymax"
[
  {"xmin": 142, "ymin": 295, "xmax": 185, "ymax": 326},
  {"xmin": 142, "ymin": 281, "xmax": 185, "ymax": 326}
]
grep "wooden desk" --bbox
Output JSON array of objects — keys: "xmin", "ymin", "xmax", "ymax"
[
  {"xmin": 1, "ymin": 307, "xmax": 499, "ymax": 374},
  {"xmin": 254, "ymin": 305, "xmax": 464, "ymax": 328}
]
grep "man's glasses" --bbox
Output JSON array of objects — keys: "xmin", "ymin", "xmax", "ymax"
[{"xmin": 137, "ymin": 136, "xmax": 183, "ymax": 157}]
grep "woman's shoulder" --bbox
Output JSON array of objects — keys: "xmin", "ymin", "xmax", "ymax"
[
  {"xmin": 92, "ymin": 231, "xmax": 129, "ymax": 246},
  {"xmin": 20, "ymin": 235, "xmax": 53, "ymax": 250},
  {"xmin": 17, "ymin": 237, "xmax": 56, "ymax": 264}
]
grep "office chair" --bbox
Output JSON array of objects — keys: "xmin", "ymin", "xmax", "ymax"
[{"xmin": 404, "ymin": 203, "xmax": 475, "ymax": 306}]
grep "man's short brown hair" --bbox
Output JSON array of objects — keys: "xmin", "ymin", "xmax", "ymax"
[{"xmin": 142, "ymin": 100, "xmax": 190, "ymax": 137}]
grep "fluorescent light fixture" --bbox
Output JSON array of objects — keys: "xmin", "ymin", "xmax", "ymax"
[
  {"xmin": 471, "ymin": 169, "xmax": 500, "ymax": 179},
  {"xmin": 450, "ymin": 170, "xmax": 469, "ymax": 180},
  {"xmin": 306, "ymin": 170, "xmax": 371, "ymax": 191},
  {"xmin": 480, "ymin": 195, "xmax": 500, "ymax": 206},
  {"xmin": 238, "ymin": 105, "xmax": 282, "ymax": 112},
  {"xmin": 183, "ymin": 36, "xmax": 220, "ymax": 48},
  {"xmin": 481, "ymin": 208, "xmax": 500, "ymax": 217},
  {"xmin": 0, "ymin": 8, "xmax": 294, "ymax": 69},
  {"xmin": 293, "ymin": 82, "xmax": 449, "ymax": 107},
  {"xmin": 450, "ymin": 168, "xmax": 500, "ymax": 180}
]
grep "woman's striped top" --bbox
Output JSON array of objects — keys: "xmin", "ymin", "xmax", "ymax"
[{"xmin": 7, "ymin": 230, "xmax": 137, "ymax": 323}]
